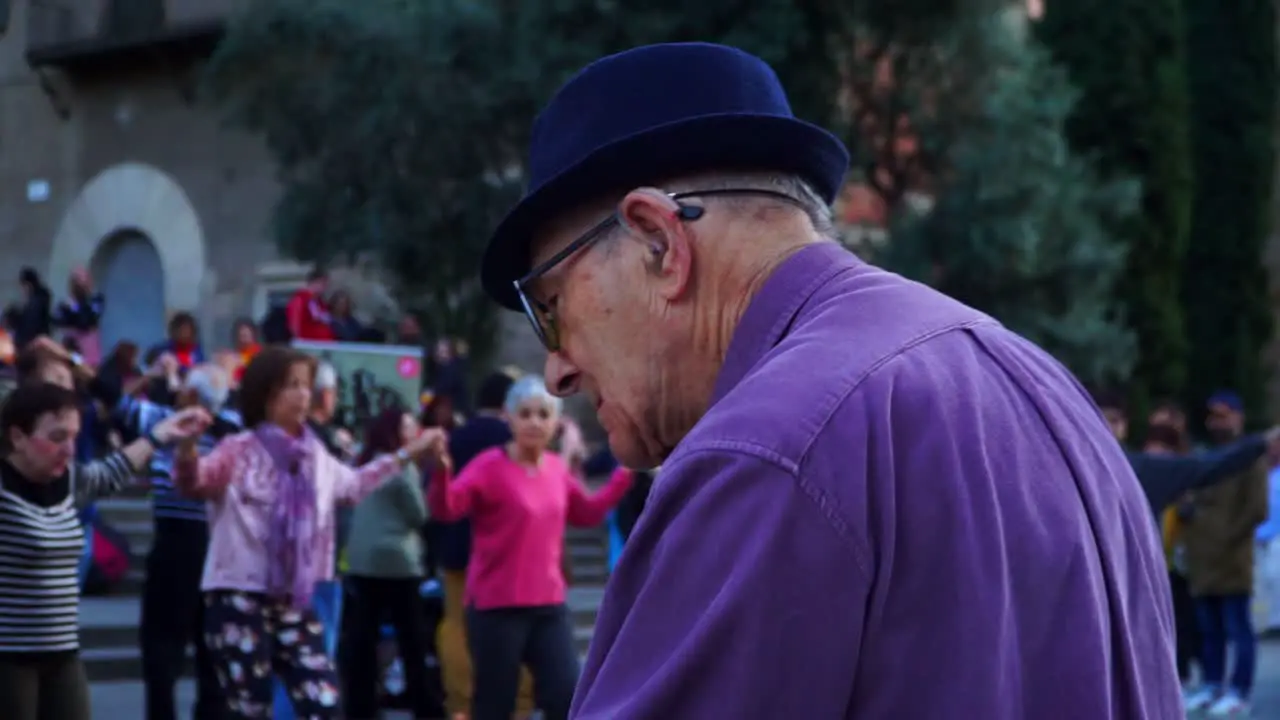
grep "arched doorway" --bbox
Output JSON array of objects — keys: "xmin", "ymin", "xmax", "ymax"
[
  {"xmin": 48, "ymin": 162, "xmax": 207, "ymax": 346},
  {"xmin": 91, "ymin": 230, "xmax": 166, "ymax": 354}
]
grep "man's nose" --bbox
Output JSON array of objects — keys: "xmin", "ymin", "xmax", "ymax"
[{"xmin": 544, "ymin": 352, "xmax": 581, "ymax": 398}]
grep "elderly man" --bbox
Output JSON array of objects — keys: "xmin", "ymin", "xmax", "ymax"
[
  {"xmin": 308, "ymin": 361, "xmax": 352, "ymax": 458},
  {"xmin": 104, "ymin": 364, "xmax": 242, "ymax": 720},
  {"xmin": 478, "ymin": 43, "xmax": 1179, "ymax": 719}
]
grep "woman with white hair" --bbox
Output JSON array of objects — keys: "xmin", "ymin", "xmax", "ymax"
[{"xmin": 425, "ymin": 376, "xmax": 633, "ymax": 720}]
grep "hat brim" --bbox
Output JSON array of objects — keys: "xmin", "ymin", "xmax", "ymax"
[{"xmin": 481, "ymin": 113, "xmax": 850, "ymax": 310}]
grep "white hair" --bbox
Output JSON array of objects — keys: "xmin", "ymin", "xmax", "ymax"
[
  {"xmin": 504, "ymin": 376, "xmax": 563, "ymax": 415},
  {"xmin": 314, "ymin": 362, "xmax": 338, "ymax": 391},
  {"xmin": 184, "ymin": 364, "xmax": 230, "ymax": 412},
  {"xmin": 669, "ymin": 171, "xmax": 835, "ymax": 236}
]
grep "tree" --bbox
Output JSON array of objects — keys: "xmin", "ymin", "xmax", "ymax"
[
  {"xmin": 877, "ymin": 17, "xmax": 1140, "ymax": 387},
  {"xmin": 204, "ymin": 0, "xmax": 605, "ymax": 371},
  {"xmin": 1180, "ymin": 0, "xmax": 1277, "ymax": 427},
  {"xmin": 203, "ymin": 0, "xmax": 969, "ymax": 369},
  {"xmin": 1036, "ymin": 0, "xmax": 1194, "ymax": 423}
]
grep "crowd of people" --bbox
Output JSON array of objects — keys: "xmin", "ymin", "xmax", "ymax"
[
  {"xmin": 4, "ymin": 38, "xmax": 1280, "ymax": 720},
  {"xmin": 0, "ymin": 262, "xmax": 654, "ymax": 720},
  {"xmin": 1093, "ymin": 390, "xmax": 1280, "ymax": 717}
]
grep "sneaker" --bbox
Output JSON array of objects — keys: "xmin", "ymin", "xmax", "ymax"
[
  {"xmin": 1184, "ymin": 687, "xmax": 1218, "ymax": 713},
  {"xmin": 1206, "ymin": 691, "xmax": 1251, "ymax": 717}
]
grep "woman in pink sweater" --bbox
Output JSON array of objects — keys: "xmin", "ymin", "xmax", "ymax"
[
  {"xmin": 173, "ymin": 347, "xmax": 440, "ymax": 720},
  {"xmin": 427, "ymin": 376, "xmax": 632, "ymax": 720}
]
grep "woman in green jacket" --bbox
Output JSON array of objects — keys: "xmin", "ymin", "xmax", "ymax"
[{"xmin": 342, "ymin": 407, "xmax": 435, "ymax": 719}]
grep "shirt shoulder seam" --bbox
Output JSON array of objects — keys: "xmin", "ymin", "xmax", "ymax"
[
  {"xmin": 797, "ymin": 318, "xmax": 992, "ymax": 460},
  {"xmin": 671, "ymin": 441, "xmax": 872, "ymax": 580}
]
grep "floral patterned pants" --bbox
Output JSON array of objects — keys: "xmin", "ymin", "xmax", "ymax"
[{"xmin": 203, "ymin": 590, "xmax": 340, "ymax": 719}]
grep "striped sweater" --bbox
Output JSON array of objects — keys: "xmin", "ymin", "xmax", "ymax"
[
  {"xmin": 115, "ymin": 395, "xmax": 242, "ymax": 522},
  {"xmin": 0, "ymin": 453, "xmax": 134, "ymax": 653}
]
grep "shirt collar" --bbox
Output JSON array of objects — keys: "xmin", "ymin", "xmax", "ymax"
[{"xmin": 711, "ymin": 242, "xmax": 858, "ymax": 404}]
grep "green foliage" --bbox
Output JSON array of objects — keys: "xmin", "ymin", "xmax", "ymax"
[
  {"xmin": 204, "ymin": 0, "xmax": 602, "ymax": 370},
  {"xmin": 1181, "ymin": 0, "xmax": 1277, "ymax": 427},
  {"xmin": 204, "ymin": 0, "xmax": 971, "ymax": 368},
  {"xmin": 878, "ymin": 19, "xmax": 1140, "ymax": 387},
  {"xmin": 1036, "ymin": 0, "xmax": 1194, "ymax": 424}
]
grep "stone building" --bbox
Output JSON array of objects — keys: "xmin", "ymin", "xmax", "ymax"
[{"xmin": 0, "ymin": 0, "xmax": 546, "ymax": 371}]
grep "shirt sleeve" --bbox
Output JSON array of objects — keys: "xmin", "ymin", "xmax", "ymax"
[
  {"xmin": 572, "ymin": 448, "xmax": 866, "ymax": 719},
  {"xmin": 116, "ymin": 395, "xmax": 169, "ymax": 440},
  {"xmin": 565, "ymin": 466, "xmax": 633, "ymax": 527},
  {"xmin": 174, "ymin": 436, "xmax": 238, "ymax": 500},
  {"xmin": 427, "ymin": 451, "xmax": 494, "ymax": 521},
  {"xmin": 72, "ymin": 452, "xmax": 136, "ymax": 505},
  {"xmin": 332, "ymin": 453, "xmax": 403, "ymax": 504}
]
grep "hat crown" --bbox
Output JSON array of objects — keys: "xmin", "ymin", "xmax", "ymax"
[{"xmin": 528, "ymin": 43, "xmax": 796, "ymax": 188}]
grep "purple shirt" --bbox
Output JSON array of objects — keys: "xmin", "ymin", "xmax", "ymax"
[{"xmin": 571, "ymin": 243, "xmax": 1180, "ymax": 719}]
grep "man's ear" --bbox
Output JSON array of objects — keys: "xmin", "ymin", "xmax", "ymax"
[{"xmin": 617, "ymin": 188, "xmax": 694, "ymax": 300}]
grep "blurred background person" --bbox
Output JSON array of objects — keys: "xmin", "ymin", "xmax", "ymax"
[
  {"xmin": 426, "ymin": 376, "xmax": 633, "ymax": 720},
  {"xmin": 13, "ymin": 267, "xmax": 52, "ymax": 350},
  {"xmin": 342, "ymin": 407, "xmax": 440, "ymax": 720},
  {"xmin": 53, "ymin": 269, "xmax": 104, "ymax": 367},
  {"xmin": 148, "ymin": 313, "xmax": 205, "ymax": 374}
]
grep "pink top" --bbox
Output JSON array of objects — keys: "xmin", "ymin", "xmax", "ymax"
[
  {"xmin": 428, "ymin": 447, "xmax": 633, "ymax": 610},
  {"xmin": 174, "ymin": 430, "xmax": 401, "ymax": 595}
]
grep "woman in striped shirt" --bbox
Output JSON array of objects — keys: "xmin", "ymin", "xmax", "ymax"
[{"xmin": 0, "ymin": 381, "xmax": 209, "ymax": 720}]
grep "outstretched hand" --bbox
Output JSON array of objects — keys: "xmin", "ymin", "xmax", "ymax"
[
  {"xmin": 404, "ymin": 427, "xmax": 449, "ymax": 463},
  {"xmin": 154, "ymin": 407, "xmax": 213, "ymax": 445}
]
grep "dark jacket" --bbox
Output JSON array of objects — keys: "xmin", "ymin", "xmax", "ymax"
[
  {"xmin": 1127, "ymin": 433, "xmax": 1268, "ymax": 517},
  {"xmin": 53, "ymin": 293, "xmax": 104, "ymax": 332},
  {"xmin": 12, "ymin": 287, "xmax": 51, "ymax": 348},
  {"xmin": 615, "ymin": 469, "xmax": 655, "ymax": 541},
  {"xmin": 1179, "ymin": 443, "xmax": 1270, "ymax": 597}
]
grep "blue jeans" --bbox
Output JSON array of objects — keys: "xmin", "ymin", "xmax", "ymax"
[{"xmin": 1196, "ymin": 594, "xmax": 1256, "ymax": 696}]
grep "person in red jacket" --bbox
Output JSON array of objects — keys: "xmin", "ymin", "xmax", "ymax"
[{"xmin": 286, "ymin": 268, "xmax": 335, "ymax": 341}]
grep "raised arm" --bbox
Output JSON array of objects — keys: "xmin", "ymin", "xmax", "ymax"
[
  {"xmin": 1133, "ymin": 431, "xmax": 1272, "ymax": 512},
  {"xmin": 332, "ymin": 428, "xmax": 442, "ymax": 504},
  {"xmin": 426, "ymin": 448, "xmax": 497, "ymax": 522},
  {"xmin": 566, "ymin": 465, "xmax": 634, "ymax": 527},
  {"xmin": 72, "ymin": 452, "xmax": 137, "ymax": 505},
  {"xmin": 173, "ymin": 433, "xmax": 237, "ymax": 500},
  {"xmin": 331, "ymin": 453, "xmax": 403, "ymax": 505}
]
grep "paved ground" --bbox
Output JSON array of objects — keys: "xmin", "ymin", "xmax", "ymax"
[
  {"xmin": 90, "ymin": 681, "xmax": 416, "ymax": 719},
  {"xmin": 88, "ymin": 638, "xmax": 1280, "ymax": 718},
  {"xmin": 1246, "ymin": 638, "xmax": 1280, "ymax": 715}
]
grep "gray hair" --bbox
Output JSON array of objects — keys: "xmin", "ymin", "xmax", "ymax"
[
  {"xmin": 314, "ymin": 362, "xmax": 338, "ymax": 391},
  {"xmin": 668, "ymin": 171, "xmax": 836, "ymax": 236},
  {"xmin": 504, "ymin": 375, "xmax": 563, "ymax": 416},
  {"xmin": 184, "ymin": 364, "xmax": 230, "ymax": 413}
]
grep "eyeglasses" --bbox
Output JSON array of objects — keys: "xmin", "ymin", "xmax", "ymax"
[{"xmin": 513, "ymin": 187, "xmax": 803, "ymax": 351}]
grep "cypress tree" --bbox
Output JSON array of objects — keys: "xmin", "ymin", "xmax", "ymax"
[
  {"xmin": 1036, "ymin": 0, "xmax": 1195, "ymax": 425},
  {"xmin": 1180, "ymin": 0, "xmax": 1277, "ymax": 427}
]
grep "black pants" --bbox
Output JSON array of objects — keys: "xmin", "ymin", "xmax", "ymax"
[
  {"xmin": 140, "ymin": 518, "xmax": 221, "ymax": 720},
  {"xmin": 342, "ymin": 576, "xmax": 442, "ymax": 719},
  {"xmin": 1170, "ymin": 570, "xmax": 1200, "ymax": 682},
  {"xmin": 466, "ymin": 604, "xmax": 579, "ymax": 720},
  {"xmin": 0, "ymin": 652, "xmax": 90, "ymax": 720}
]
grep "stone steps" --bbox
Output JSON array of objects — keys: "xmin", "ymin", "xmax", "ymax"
[
  {"xmin": 79, "ymin": 590, "xmax": 603, "ymax": 683},
  {"xmin": 82, "ymin": 498, "xmax": 612, "ymax": 684}
]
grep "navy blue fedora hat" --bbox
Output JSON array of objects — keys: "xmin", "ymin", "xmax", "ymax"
[{"xmin": 480, "ymin": 42, "xmax": 851, "ymax": 310}]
